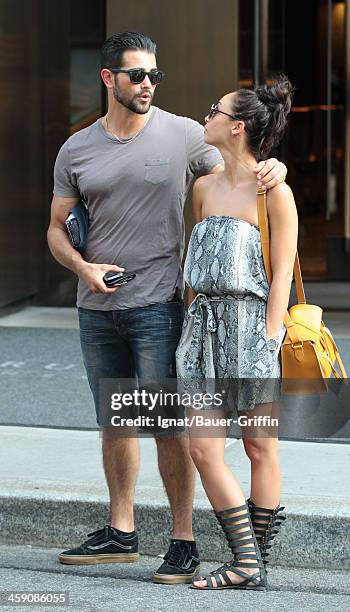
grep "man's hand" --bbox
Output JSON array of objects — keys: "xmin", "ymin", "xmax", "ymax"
[
  {"xmin": 77, "ymin": 261, "xmax": 125, "ymax": 294},
  {"xmin": 47, "ymin": 195, "xmax": 125, "ymax": 295},
  {"xmin": 254, "ymin": 158, "xmax": 287, "ymax": 190}
]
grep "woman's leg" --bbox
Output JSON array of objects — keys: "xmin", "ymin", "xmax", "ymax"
[
  {"xmin": 190, "ymin": 434, "xmax": 244, "ymax": 509},
  {"xmin": 242, "ymin": 405, "xmax": 286, "ymax": 568},
  {"xmin": 189, "ymin": 413, "xmax": 264, "ymax": 588},
  {"xmin": 242, "ymin": 404, "xmax": 281, "ymax": 507},
  {"xmin": 243, "ymin": 436, "xmax": 280, "ymax": 507}
]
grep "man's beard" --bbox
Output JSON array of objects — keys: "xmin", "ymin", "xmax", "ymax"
[{"xmin": 113, "ymin": 83, "xmax": 153, "ymax": 114}]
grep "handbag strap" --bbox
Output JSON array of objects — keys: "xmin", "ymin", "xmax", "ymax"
[
  {"xmin": 321, "ymin": 322, "xmax": 348, "ymax": 378},
  {"xmin": 257, "ymin": 187, "xmax": 306, "ymax": 303},
  {"xmin": 257, "ymin": 187, "xmax": 304, "ymax": 346}
]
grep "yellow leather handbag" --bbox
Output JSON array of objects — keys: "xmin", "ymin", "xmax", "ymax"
[{"xmin": 257, "ymin": 188, "xmax": 347, "ymax": 395}]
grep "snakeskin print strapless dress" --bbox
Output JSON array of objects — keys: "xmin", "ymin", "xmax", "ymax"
[{"xmin": 175, "ymin": 215, "xmax": 285, "ymax": 411}]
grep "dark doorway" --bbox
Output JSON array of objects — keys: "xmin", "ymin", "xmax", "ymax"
[{"xmin": 239, "ymin": 0, "xmax": 348, "ymax": 280}]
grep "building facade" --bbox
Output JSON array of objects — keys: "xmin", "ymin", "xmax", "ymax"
[{"xmin": 0, "ymin": 0, "xmax": 349, "ymax": 307}]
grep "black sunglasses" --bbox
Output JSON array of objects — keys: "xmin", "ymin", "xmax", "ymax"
[
  {"xmin": 109, "ymin": 68, "xmax": 165, "ymax": 85},
  {"xmin": 208, "ymin": 103, "xmax": 239, "ymax": 121}
]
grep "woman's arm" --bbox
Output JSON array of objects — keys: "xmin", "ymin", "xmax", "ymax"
[
  {"xmin": 265, "ymin": 183, "xmax": 298, "ymax": 339},
  {"xmin": 186, "ymin": 177, "xmax": 208, "ymax": 306}
]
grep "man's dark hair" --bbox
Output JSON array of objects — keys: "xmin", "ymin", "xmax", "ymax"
[{"xmin": 101, "ymin": 31, "xmax": 157, "ymax": 69}]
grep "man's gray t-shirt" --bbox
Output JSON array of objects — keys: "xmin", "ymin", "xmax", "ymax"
[{"xmin": 53, "ymin": 106, "xmax": 222, "ymax": 310}]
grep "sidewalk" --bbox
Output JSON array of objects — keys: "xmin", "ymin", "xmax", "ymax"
[
  {"xmin": 1, "ymin": 426, "xmax": 349, "ymax": 569},
  {"xmin": 0, "ymin": 307, "xmax": 349, "ymax": 573}
]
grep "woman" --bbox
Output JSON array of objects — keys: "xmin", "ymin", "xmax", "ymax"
[{"xmin": 176, "ymin": 76, "xmax": 298, "ymax": 591}]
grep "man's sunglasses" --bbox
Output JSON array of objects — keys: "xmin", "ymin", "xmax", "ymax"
[
  {"xmin": 109, "ymin": 68, "xmax": 165, "ymax": 85},
  {"xmin": 208, "ymin": 103, "xmax": 239, "ymax": 121}
]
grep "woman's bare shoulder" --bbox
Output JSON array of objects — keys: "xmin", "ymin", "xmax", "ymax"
[
  {"xmin": 193, "ymin": 173, "xmax": 217, "ymax": 196},
  {"xmin": 266, "ymin": 182, "xmax": 297, "ymax": 219}
]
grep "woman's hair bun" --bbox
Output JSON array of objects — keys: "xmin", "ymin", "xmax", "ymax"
[{"xmin": 256, "ymin": 75, "xmax": 294, "ymax": 115}]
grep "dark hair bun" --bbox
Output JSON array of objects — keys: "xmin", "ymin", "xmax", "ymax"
[
  {"xmin": 256, "ymin": 75, "xmax": 294, "ymax": 116},
  {"xmin": 255, "ymin": 75, "xmax": 294, "ymax": 157}
]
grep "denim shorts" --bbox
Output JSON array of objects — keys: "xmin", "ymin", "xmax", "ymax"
[{"xmin": 78, "ymin": 301, "xmax": 184, "ymax": 428}]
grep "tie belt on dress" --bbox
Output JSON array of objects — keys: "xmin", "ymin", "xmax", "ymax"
[
  {"xmin": 188, "ymin": 293, "xmax": 259, "ymax": 331},
  {"xmin": 185, "ymin": 293, "xmax": 261, "ymax": 377}
]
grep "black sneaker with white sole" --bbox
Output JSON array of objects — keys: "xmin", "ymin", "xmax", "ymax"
[
  {"xmin": 58, "ymin": 525, "xmax": 139, "ymax": 565},
  {"xmin": 153, "ymin": 539, "xmax": 200, "ymax": 584}
]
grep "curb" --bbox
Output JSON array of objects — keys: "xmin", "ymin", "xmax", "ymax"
[{"xmin": 1, "ymin": 495, "xmax": 348, "ymax": 569}]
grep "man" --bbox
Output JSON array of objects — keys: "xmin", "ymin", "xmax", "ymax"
[{"xmin": 47, "ymin": 31, "xmax": 287, "ymax": 585}]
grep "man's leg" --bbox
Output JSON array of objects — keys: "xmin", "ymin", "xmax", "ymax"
[
  {"xmin": 124, "ymin": 301, "xmax": 200, "ymax": 583},
  {"xmin": 58, "ymin": 308, "xmax": 139, "ymax": 565},
  {"xmin": 155, "ymin": 434, "xmax": 195, "ymax": 540},
  {"xmin": 78, "ymin": 308, "xmax": 140, "ymax": 529},
  {"xmin": 124, "ymin": 301, "xmax": 195, "ymax": 536},
  {"xmin": 102, "ymin": 428, "xmax": 140, "ymax": 531}
]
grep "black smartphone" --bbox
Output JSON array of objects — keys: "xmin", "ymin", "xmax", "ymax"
[{"xmin": 103, "ymin": 271, "xmax": 136, "ymax": 287}]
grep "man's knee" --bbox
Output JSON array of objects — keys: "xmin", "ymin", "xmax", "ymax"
[
  {"xmin": 102, "ymin": 429, "xmax": 138, "ymax": 454},
  {"xmin": 155, "ymin": 433, "xmax": 189, "ymax": 449},
  {"xmin": 155, "ymin": 435, "xmax": 195, "ymax": 478}
]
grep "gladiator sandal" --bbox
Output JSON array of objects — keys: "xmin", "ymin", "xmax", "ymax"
[
  {"xmin": 191, "ymin": 502, "xmax": 267, "ymax": 591},
  {"xmin": 247, "ymin": 498, "xmax": 286, "ymax": 570}
]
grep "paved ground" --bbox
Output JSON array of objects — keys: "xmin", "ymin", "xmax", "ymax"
[{"xmin": 0, "ymin": 547, "xmax": 349, "ymax": 612}]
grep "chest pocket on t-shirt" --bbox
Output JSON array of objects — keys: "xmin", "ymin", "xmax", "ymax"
[{"xmin": 144, "ymin": 159, "xmax": 170, "ymax": 184}]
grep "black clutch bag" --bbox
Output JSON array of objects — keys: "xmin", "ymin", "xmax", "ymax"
[{"xmin": 65, "ymin": 200, "xmax": 89, "ymax": 253}]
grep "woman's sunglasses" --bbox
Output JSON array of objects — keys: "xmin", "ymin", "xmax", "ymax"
[
  {"xmin": 109, "ymin": 68, "xmax": 165, "ymax": 85},
  {"xmin": 207, "ymin": 103, "xmax": 239, "ymax": 121}
]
